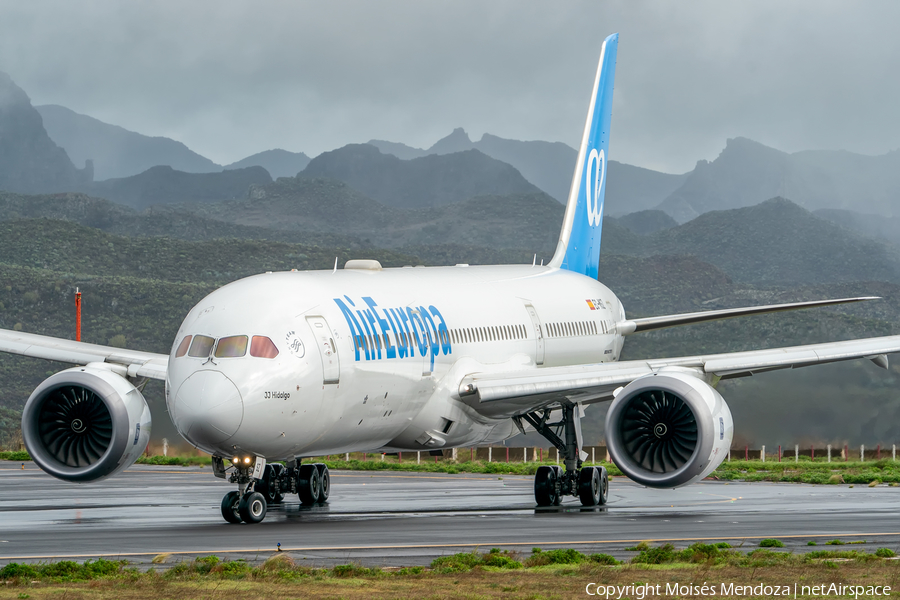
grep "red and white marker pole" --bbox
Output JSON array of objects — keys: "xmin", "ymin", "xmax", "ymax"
[{"xmin": 75, "ymin": 287, "xmax": 82, "ymax": 342}]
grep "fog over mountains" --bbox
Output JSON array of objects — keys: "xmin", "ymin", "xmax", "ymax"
[{"xmin": 3, "ymin": 69, "xmax": 900, "ymax": 446}]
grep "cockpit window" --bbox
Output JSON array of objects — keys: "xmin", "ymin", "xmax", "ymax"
[
  {"xmin": 250, "ymin": 336, "xmax": 279, "ymax": 359},
  {"xmin": 175, "ymin": 335, "xmax": 192, "ymax": 358},
  {"xmin": 215, "ymin": 335, "xmax": 248, "ymax": 358},
  {"xmin": 188, "ymin": 335, "xmax": 216, "ymax": 358}
]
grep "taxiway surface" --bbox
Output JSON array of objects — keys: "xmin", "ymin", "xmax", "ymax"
[{"xmin": 1, "ymin": 463, "xmax": 899, "ymax": 567}]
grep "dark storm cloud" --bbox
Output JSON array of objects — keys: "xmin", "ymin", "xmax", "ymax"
[{"xmin": 1, "ymin": 1, "xmax": 898, "ymax": 172}]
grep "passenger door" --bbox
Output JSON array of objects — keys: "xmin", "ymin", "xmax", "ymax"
[
  {"xmin": 524, "ymin": 303, "xmax": 545, "ymax": 366},
  {"xmin": 306, "ymin": 316, "xmax": 340, "ymax": 384}
]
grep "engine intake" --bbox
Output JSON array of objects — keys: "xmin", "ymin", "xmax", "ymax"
[
  {"xmin": 22, "ymin": 366, "xmax": 151, "ymax": 482},
  {"xmin": 606, "ymin": 370, "xmax": 732, "ymax": 488}
]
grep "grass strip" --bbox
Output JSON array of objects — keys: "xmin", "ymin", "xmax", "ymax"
[
  {"xmin": 7, "ymin": 451, "xmax": 900, "ymax": 484},
  {"xmin": 1, "ymin": 546, "xmax": 899, "ymax": 599}
]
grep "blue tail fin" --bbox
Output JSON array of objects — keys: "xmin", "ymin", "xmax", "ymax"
[{"xmin": 548, "ymin": 33, "xmax": 618, "ymax": 280}]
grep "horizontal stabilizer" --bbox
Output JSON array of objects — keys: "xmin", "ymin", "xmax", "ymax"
[{"xmin": 617, "ymin": 296, "xmax": 879, "ymax": 335}]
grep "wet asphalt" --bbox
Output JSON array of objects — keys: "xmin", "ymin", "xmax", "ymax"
[{"xmin": 1, "ymin": 463, "xmax": 899, "ymax": 567}]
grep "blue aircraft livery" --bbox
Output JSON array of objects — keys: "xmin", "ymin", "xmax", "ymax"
[
  {"xmin": 334, "ymin": 297, "xmax": 451, "ymax": 369},
  {"xmin": 561, "ymin": 32, "xmax": 617, "ymax": 281}
]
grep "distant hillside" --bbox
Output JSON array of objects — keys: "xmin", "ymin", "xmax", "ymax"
[
  {"xmin": 83, "ymin": 165, "xmax": 272, "ymax": 210},
  {"xmin": 657, "ymin": 137, "xmax": 900, "ymax": 223},
  {"xmin": 369, "ymin": 129, "xmax": 687, "ymax": 211},
  {"xmin": 187, "ymin": 176, "xmax": 563, "ymax": 253},
  {"xmin": 0, "ymin": 191, "xmax": 362, "ymax": 248},
  {"xmin": 36, "ymin": 104, "xmax": 220, "ymax": 180},
  {"xmin": 605, "ymin": 162, "xmax": 689, "ymax": 216},
  {"xmin": 614, "ymin": 209, "xmax": 678, "ymax": 235},
  {"xmin": 0, "ymin": 218, "xmax": 419, "ymax": 285},
  {"xmin": 0, "ymin": 73, "xmax": 90, "ymax": 193},
  {"xmin": 224, "ymin": 149, "xmax": 310, "ymax": 179},
  {"xmin": 190, "ymin": 176, "xmax": 407, "ymax": 235},
  {"xmin": 815, "ymin": 209, "xmax": 900, "ymax": 249},
  {"xmin": 301, "ymin": 144, "xmax": 540, "ymax": 209},
  {"xmin": 650, "ymin": 198, "xmax": 900, "ymax": 284}
]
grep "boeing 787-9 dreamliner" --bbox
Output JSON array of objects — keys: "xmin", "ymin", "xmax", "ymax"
[{"xmin": 2, "ymin": 34, "xmax": 898, "ymax": 524}]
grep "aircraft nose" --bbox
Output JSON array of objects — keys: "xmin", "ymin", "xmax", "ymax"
[{"xmin": 173, "ymin": 370, "xmax": 244, "ymax": 445}]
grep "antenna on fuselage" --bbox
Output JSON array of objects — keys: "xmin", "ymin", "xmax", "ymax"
[
  {"xmin": 532, "ymin": 254, "xmax": 536, "ymax": 267},
  {"xmin": 333, "ymin": 257, "xmax": 338, "ymax": 273}
]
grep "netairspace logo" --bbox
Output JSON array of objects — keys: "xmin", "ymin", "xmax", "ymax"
[{"xmin": 584, "ymin": 582, "xmax": 892, "ymax": 598}]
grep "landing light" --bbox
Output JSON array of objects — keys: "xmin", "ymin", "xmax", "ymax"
[
  {"xmin": 244, "ymin": 457, "xmax": 252, "ymax": 465},
  {"xmin": 232, "ymin": 457, "xmax": 239, "ymax": 464}
]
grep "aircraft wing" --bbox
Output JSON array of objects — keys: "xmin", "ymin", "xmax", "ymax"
[
  {"xmin": 618, "ymin": 296, "xmax": 878, "ymax": 335},
  {"xmin": 0, "ymin": 328, "xmax": 168, "ymax": 380},
  {"xmin": 458, "ymin": 335, "xmax": 900, "ymax": 418}
]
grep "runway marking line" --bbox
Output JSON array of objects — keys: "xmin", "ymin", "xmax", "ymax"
[{"xmin": 3, "ymin": 532, "xmax": 900, "ymax": 561}]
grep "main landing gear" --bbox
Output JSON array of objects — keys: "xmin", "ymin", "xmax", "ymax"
[
  {"xmin": 519, "ymin": 403, "xmax": 608, "ymax": 507},
  {"xmin": 213, "ymin": 456, "xmax": 330, "ymax": 524}
]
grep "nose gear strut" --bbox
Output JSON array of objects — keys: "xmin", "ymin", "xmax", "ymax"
[
  {"xmin": 519, "ymin": 402, "xmax": 608, "ymax": 507},
  {"xmin": 212, "ymin": 456, "xmax": 331, "ymax": 523}
]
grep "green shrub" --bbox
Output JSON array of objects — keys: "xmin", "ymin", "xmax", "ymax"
[
  {"xmin": 81, "ymin": 558, "xmax": 124, "ymax": 578},
  {"xmin": 680, "ymin": 543, "xmax": 727, "ymax": 563},
  {"xmin": 826, "ymin": 539, "xmax": 845, "ymax": 546},
  {"xmin": 193, "ymin": 555, "xmax": 220, "ymax": 574},
  {"xmin": 759, "ymin": 539, "xmax": 785, "ymax": 548},
  {"xmin": 807, "ymin": 541, "xmax": 817, "ymax": 546},
  {"xmin": 588, "ymin": 553, "xmax": 620, "ymax": 565},
  {"xmin": 481, "ymin": 553, "xmax": 522, "ymax": 569},
  {"xmin": 430, "ymin": 552, "xmax": 482, "ymax": 573},
  {"xmin": 0, "ymin": 562, "xmax": 39, "ymax": 580},
  {"xmin": 625, "ymin": 541, "xmax": 651, "ymax": 552},
  {"xmin": 40, "ymin": 561, "xmax": 83, "ymax": 580},
  {"xmin": 525, "ymin": 548, "xmax": 586, "ymax": 566},
  {"xmin": 0, "ymin": 451, "xmax": 30, "ymax": 462},
  {"xmin": 875, "ymin": 548, "xmax": 896, "ymax": 558},
  {"xmin": 741, "ymin": 549, "xmax": 794, "ymax": 567},
  {"xmin": 217, "ymin": 560, "xmax": 251, "ymax": 577},
  {"xmin": 631, "ymin": 544, "xmax": 678, "ymax": 565},
  {"xmin": 164, "ymin": 562, "xmax": 190, "ymax": 578}
]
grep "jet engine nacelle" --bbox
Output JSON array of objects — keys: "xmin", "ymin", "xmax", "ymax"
[
  {"xmin": 605, "ymin": 370, "xmax": 733, "ymax": 488},
  {"xmin": 21, "ymin": 366, "xmax": 151, "ymax": 483}
]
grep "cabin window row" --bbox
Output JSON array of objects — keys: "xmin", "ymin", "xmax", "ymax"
[
  {"xmin": 543, "ymin": 320, "xmax": 607, "ymax": 338},
  {"xmin": 175, "ymin": 334, "xmax": 280, "ymax": 359},
  {"xmin": 449, "ymin": 324, "xmax": 527, "ymax": 345}
]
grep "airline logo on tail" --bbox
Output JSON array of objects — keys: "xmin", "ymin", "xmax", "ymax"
[
  {"xmin": 585, "ymin": 148, "xmax": 606, "ymax": 227},
  {"xmin": 550, "ymin": 32, "xmax": 618, "ymax": 281}
]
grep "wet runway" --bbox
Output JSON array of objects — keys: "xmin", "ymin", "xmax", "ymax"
[{"xmin": 2, "ymin": 462, "xmax": 900, "ymax": 567}]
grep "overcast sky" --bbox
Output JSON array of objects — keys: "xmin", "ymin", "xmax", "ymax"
[{"xmin": 1, "ymin": 1, "xmax": 898, "ymax": 173}]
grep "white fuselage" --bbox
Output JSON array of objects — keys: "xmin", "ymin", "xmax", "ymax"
[{"xmin": 165, "ymin": 264, "xmax": 626, "ymax": 460}]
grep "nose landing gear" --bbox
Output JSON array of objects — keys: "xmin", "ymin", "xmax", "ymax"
[
  {"xmin": 212, "ymin": 457, "xmax": 331, "ymax": 523},
  {"xmin": 520, "ymin": 403, "xmax": 609, "ymax": 507}
]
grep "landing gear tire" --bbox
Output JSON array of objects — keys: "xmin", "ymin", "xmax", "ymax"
[
  {"xmin": 221, "ymin": 490, "xmax": 242, "ymax": 523},
  {"xmin": 238, "ymin": 491, "xmax": 267, "ymax": 523},
  {"xmin": 257, "ymin": 464, "xmax": 285, "ymax": 505},
  {"xmin": 315, "ymin": 463, "xmax": 330, "ymax": 503},
  {"xmin": 534, "ymin": 465, "xmax": 559, "ymax": 506},
  {"xmin": 579, "ymin": 467, "xmax": 603, "ymax": 506},
  {"xmin": 297, "ymin": 463, "xmax": 321, "ymax": 505},
  {"xmin": 550, "ymin": 466, "xmax": 563, "ymax": 505},
  {"xmin": 597, "ymin": 466, "xmax": 609, "ymax": 506}
]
